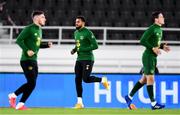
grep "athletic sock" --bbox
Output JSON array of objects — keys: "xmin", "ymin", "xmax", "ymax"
[
  {"xmin": 151, "ymin": 101, "xmax": 157, "ymax": 106},
  {"xmin": 129, "ymin": 81, "xmax": 144, "ymax": 98},
  {"xmin": 147, "ymin": 85, "xmax": 155, "ymax": 102},
  {"xmin": 9, "ymin": 93, "xmax": 17, "ymax": 98},
  {"xmin": 16, "ymin": 102, "xmax": 24, "ymax": 109},
  {"xmin": 77, "ymin": 97, "xmax": 83, "ymax": 104},
  {"xmin": 101, "ymin": 77, "xmax": 107, "ymax": 83}
]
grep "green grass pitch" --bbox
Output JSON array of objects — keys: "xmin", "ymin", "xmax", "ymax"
[{"xmin": 0, "ymin": 108, "xmax": 180, "ymax": 115}]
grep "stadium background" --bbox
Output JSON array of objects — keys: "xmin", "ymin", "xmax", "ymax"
[{"xmin": 0, "ymin": 0, "xmax": 180, "ymax": 110}]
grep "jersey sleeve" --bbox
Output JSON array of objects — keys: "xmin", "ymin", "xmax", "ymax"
[
  {"xmin": 140, "ymin": 28, "xmax": 154, "ymax": 49},
  {"xmin": 40, "ymin": 42, "xmax": 49, "ymax": 48},
  {"xmin": 16, "ymin": 27, "xmax": 30, "ymax": 52},
  {"xmin": 79, "ymin": 30, "xmax": 98, "ymax": 52},
  {"xmin": 160, "ymin": 43, "xmax": 165, "ymax": 49}
]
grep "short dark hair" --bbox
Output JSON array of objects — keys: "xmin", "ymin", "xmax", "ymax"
[
  {"xmin": 31, "ymin": 10, "xmax": 44, "ymax": 19},
  {"xmin": 76, "ymin": 16, "xmax": 86, "ymax": 22},
  {"xmin": 152, "ymin": 11, "xmax": 162, "ymax": 22}
]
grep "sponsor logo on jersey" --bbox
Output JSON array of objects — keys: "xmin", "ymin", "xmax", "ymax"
[
  {"xmin": 80, "ymin": 36, "xmax": 84, "ymax": 40},
  {"xmin": 36, "ymin": 37, "xmax": 41, "ymax": 46},
  {"xmin": 76, "ymin": 40, "xmax": 80, "ymax": 47}
]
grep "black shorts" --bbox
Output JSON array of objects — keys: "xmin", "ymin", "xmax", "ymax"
[
  {"xmin": 75, "ymin": 60, "xmax": 94, "ymax": 78},
  {"xmin": 20, "ymin": 60, "xmax": 38, "ymax": 81}
]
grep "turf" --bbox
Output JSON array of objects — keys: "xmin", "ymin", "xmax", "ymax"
[{"xmin": 0, "ymin": 108, "xmax": 180, "ymax": 115}]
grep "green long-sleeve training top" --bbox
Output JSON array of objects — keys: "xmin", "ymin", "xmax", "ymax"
[
  {"xmin": 140, "ymin": 24, "xmax": 163, "ymax": 55},
  {"xmin": 16, "ymin": 23, "xmax": 48, "ymax": 61},
  {"xmin": 74, "ymin": 27, "xmax": 98, "ymax": 61}
]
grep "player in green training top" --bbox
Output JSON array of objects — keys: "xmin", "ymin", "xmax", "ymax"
[
  {"xmin": 71, "ymin": 16, "xmax": 109, "ymax": 109},
  {"xmin": 8, "ymin": 10, "xmax": 52, "ymax": 110},
  {"xmin": 125, "ymin": 11, "xmax": 170, "ymax": 110}
]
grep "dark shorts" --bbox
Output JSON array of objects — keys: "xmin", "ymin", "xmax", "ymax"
[
  {"xmin": 142, "ymin": 53, "xmax": 157, "ymax": 75},
  {"xmin": 20, "ymin": 60, "xmax": 38, "ymax": 81},
  {"xmin": 75, "ymin": 60, "xmax": 94, "ymax": 78}
]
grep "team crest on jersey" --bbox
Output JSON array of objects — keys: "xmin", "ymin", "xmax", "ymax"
[
  {"xmin": 91, "ymin": 35, "xmax": 95, "ymax": 38},
  {"xmin": 28, "ymin": 66, "xmax": 33, "ymax": 70},
  {"xmin": 156, "ymin": 32, "xmax": 162, "ymax": 37},
  {"xmin": 80, "ymin": 36, "xmax": 84, "ymax": 40},
  {"xmin": 34, "ymin": 33, "xmax": 38, "ymax": 36}
]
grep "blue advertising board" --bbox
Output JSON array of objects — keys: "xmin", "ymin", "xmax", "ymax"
[{"xmin": 0, "ymin": 73, "xmax": 179, "ymax": 108}]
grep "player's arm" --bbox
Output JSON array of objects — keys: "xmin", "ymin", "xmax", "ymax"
[
  {"xmin": 71, "ymin": 32, "xmax": 77, "ymax": 55},
  {"xmin": 79, "ymin": 31, "xmax": 98, "ymax": 52},
  {"xmin": 71, "ymin": 46, "xmax": 77, "ymax": 55},
  {"xmin": 40, "ymin": 42, "xmax": 52, "ymax": 48},
  {"xmin": 16, "ymin": 28, "xmax": 35, "ymax": 57},
  {"xmin": 140, "ymin": 29, "xmax": 161, "ymax": 55},
  {"xmin": 16, "ymin": 27, "xmax": 30, "ymax": 54},
  {"xmin": 140, "ymin": 28, "xmax": 154, "ymax": 49}
]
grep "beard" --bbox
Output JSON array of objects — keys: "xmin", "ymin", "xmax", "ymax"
[{"xmin": 76, "ymin": 25, "xmax": 82, "ymax": 30}]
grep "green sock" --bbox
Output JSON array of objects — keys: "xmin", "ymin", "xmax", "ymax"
[
  {"xmin": 129, "ymin": 81, "xmax": 144, "ymax": 97},
  {"xmin": 147, "ymin": 85, "xmax": 155, "ymax": 102}
]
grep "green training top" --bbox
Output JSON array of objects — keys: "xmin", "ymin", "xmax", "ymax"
[
  {"xmin": 140, "ymin": 24, "xmax": 162, "ymax": 56},
  {"xmin": 16, "ymin": 23, "xmax": 42, "ymax": 61},
  {"xmin": 74, "ymin": 27, "xmax": 98, "ymax": 61}
]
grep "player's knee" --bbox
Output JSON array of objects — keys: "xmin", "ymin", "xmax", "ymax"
[
  {"xmin": 82, "ymin": 77, "xmax": 89, "ymax": 83},
  {"xmin": 139, "ymin": 79, "xmax": 147, "ymax": 84},
  {"xmin": 75, "ymin": 77, "xmax": 81, "ymax": 82},
  {"xmin": 28, "ymin": 80, "xmax": 36, "ymax": 89},
  {"xmin": 149, "ymin": 76, "xmax": 154, "ymax": 82},
  {"xmin": 139, "ymin": 77, "xmax": 147, "ymax": 84},
  {"xmin": 31, "ymin": 82, "xmax": 36, "ymax": 88},
  {"xmin": 147, "ymin": 75, "xmax": 154, "ymax": 84}
]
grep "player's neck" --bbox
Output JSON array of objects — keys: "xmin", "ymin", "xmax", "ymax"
[
  {"xmin": 154, "ymin": 22, "xmax": 162, "ymax": 27},
  {"xmin": 77, "ymin": 26, "xmax": 85, "ymax": 31},
  {"xmin": 80, "ymin": 25, "xmax": 85, "ymax": 29},
  {"xmin": 33, "ymin": 21, "xmax": 41, "ymax": 27}
]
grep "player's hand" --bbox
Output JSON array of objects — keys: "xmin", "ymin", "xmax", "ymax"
[
  {"xmin": 152, "ymin": 47, "xmax": 161, "ymax": 55},
  {"xmin": 163, "ymin": 43, "xmax": 170, "ymax": 52},
  {"xmin": 27, "ymin": 50, "xmax": 35, "ymax": 57},
  {"xmin": 71, "ymin": 49, "xmax": 76, "ymax": 55},
  {"xmin": 48, "ymin": 42, "xmax": 53, "ymax": 48}
]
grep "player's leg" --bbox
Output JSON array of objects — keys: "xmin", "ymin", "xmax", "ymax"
[
  {"xmin": 16, "ymin": 61, "xmax": 38, "ymax": 110},
  {"xmin": 146, "ymin": 74, "xmax": 165, "ymax": 110},
  {"xmin": 146, "ymin": 75, "xmax": 155, "ymax": 102},
  {"xmin": 126, "ymin": 75, "xmax": 146, "ymax": 99},
  {"xmin": 81, "ymin": 60, "xmax": 101, "ymax": 83},
  {"xmin": 74, "ymin": 61, "xmax": 84, "ymax": 108},
  {"xmin": 81, "ymin": 60, "xmax": 109, "ymax": 89},
  {"xmin": 8, "ymin": 61, "xmax": 29, "ymax": 108},
  {"xmin": 125, "ymin": 53, "xmax": 148, "ymax": 109},
  {"xmin": 125, "ymin": 75, "xmax": 146, "ymax": 109},
  {"xmin": 145, "ymin": 56, "xmax": 165, "ymax": 110},
  {"xmin": 130, "ymin": 75, "xmax": 146, "ymax": 98}
]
